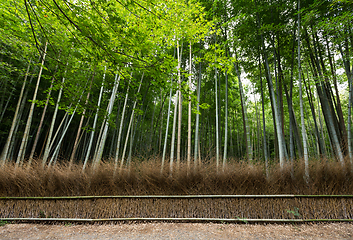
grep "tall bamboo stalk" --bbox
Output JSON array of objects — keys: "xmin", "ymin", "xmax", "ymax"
[
  {"xmin": 260, "ymin": 58, "xmax": 268, "ymax": 178},
  {"xmin": 234, "ymin": 60, "xmax": 252, "ymax": 163},
  {"xmin": 28, "ymin": 57, "xmax": 61, "ymax": 166},
  {"xmin": 161, "ymin": 88, "xmax": 172, "ymax": 174},
  {"xmin": 170, "ymin": 87, "xmax": 178, "ymax": 174},
  {"xmin": 339, "ymin": 44, "xmax": 353, "ymax": 163},
  {"xmin": 0, "ymin": 59, "xmax": 31, "ymax": 166},
  {"xmin": 298, "ymin": 0, "xmax": 309, "ymax": 181},
  {"xmin": 119, "ymin": 73, "xmax": 144, "ymax": 171},
  {"xmin": 194, "ymin": 43, "xmax": 201, "ymax": 170},
  {"xmin": 257, "ymin": 14, "xmax": 287, "ymax": 168},
  {"xmin": 48, "ymin": 106, "xmax": 78, "ymax": 167},
  {"xmin": 348, "ymin": 65, "xmax": 352, "ymax": 163},
  {"xmin": 113, "ymin": 76, "xmax": 129, "ymax": 170},
  {"xmin": 42, "ymin": 73, "xmax": 66, "ymax": 166},
  {"xmin": 223, "ymin": 68, "xmax": 228, "ymax": 169},
  {"xmin": 0, "ymin": 80, "xmax": 17, "ymax": 124},
  {"xmin": 69, "ymin": 73, "xmax": 94, "ymax": 169},
  {"xmin": 187, "ymin": 41, "xmax": 192, "ymax": 173},
  {"xmin": 94, "ymin": 70, "xmax": 121, "ymax": 169},
  {"xmin": 16, "ymin": 42, "xmax": 48, "ymax": 167},
  {"xmin": 215, "ymin": 66, "xmax": 219, "ymax": 170},
  {"xmin": 177, "ymin": 40, "xmax": 183, "ymax": 170},
  {"xmin": 83, "ymin": 67, "xmax": 106, "ymax": 172}
]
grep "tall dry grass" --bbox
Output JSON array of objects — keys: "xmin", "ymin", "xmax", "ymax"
[{"xmin": 0, "ymin": 157, "xmax": 352, "ymax": 197}]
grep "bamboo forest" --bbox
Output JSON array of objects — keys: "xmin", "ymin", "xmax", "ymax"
[{"xmin": 0, "ymin": 0, "xmax": 353, "ymax": 199}]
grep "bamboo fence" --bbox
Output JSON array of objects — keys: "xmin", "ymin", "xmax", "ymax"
[{"xmin": 1, "ymin": 195, "xmax": 352, "ymax": 223}]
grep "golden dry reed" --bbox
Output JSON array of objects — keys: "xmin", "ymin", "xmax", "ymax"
[
  {"xmin": 1, "ymin": 158, "xmax": 353, "ymax": 220},
  {"xmin": 0, "ymin": 157, "xmax": 352, "ymax": 197},
  {"xmin": 2, "ymin": 195, "xmax": 353, "ymax": 219}
]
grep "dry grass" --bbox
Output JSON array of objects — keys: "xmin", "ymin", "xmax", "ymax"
[
  {"xmin": 0, "ymin": 158, "xmax": 353, "ymax": 219},
  {"xmin": 0, "ymin": 157, "xmax": 352, "ymax": 197},
  {"xmin": 1, "ymin": 196, "xmax": 353, "ymax": 219}
]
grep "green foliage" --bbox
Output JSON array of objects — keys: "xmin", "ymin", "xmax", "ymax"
[
  {"xmin": 236, "ymin": 217, "xmax": 249, "ymax": 224},
  {"xmin": 39, "ymin": 210, "xmax": 46, "ymax": 218},
  {"xmin": 286, "ymin": 207, "xmax": 302, "ymax": 219},
  {"xmin": 0, "ymin": 0, "xmax": 352, "ymax": 162},
  {"xmin": 0, "ymin": 220, "xmax": 9, "ymax": 226}
]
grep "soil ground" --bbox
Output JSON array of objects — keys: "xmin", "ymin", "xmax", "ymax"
[{"xmin": 0, "ymin": 223, "xmax": 353, "ymax": 239}]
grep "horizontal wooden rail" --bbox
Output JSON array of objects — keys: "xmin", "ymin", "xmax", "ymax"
[
  {"xmin": 1, "ymin": 194, "xmax": 353, "ymax": 200},
  {"xmin": 1, "ymin": 217, "xmax": 353, "ymax": 223}
]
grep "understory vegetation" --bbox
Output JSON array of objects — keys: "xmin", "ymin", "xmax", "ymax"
[{"xmin": 1, "ymin": 158, "xmax": 352, "ymax": 197}]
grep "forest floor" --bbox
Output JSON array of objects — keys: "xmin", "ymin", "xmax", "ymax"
[{"xmin": 1, "ymin": 222, "xmax": 353, "ymax": 239}]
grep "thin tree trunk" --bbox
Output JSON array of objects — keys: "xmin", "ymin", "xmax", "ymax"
[
  {"xmin": 187, "ymin": 41, "xmax": 192, "ymax": 173},
  {"xmin": 287, "ymin": 20, "xmax": 298, "ymax": 164},
  {"xmin": 305, "ymin": 28, "xmax": 344, "ymax": 164},
  {"xmin": 42, "ymin": 65, "xmax": 67, "ymax": 166},
  {"xmin": 0, "ymin": 81, "xmax": 17, "ymax": 124},
  {"xmin": 339, "ymin": 43, "xmax": 353, "ymax": 162},
  {"xmin": 151, "ymin": 92, "xmax": 168, "ymax": 154},
  {"xmin": 177, "ymin": 40, "xmax": 183, "ymax": 170},
  {"xmin": 234, "ymin": 59, "xmax": 252, "ymax": 163},
  {"xmin": 169, "ymin": 89, "xmax": 178, "ymax": 174},
  {"xmin": 260, "ymin": 59, "xmax": 268, "ymax": 178},
  {"xmin": 82, "ymin": 67, "xmax": 106, "ymax": 171},
  {"xmin": 158, "ymin": 92, "xmax": 165, "ymax": 153},
  {"xmin": 258, "ymin": 17, "xmax": 286, "ymax": 168},
  {"xmin": 254, "ymin": 83, "xmax": 261, "ymax": 160},
  {"xmin": 127, "ymin": 115, "xmax": 135, "ymax": 166},
  {"xmin": 303, "ymin": 70, "xmax": 325, "ymax": 156},
  {"xmin": 69, "ymin": 73, "xmax": 94, "ymax": 168},
  {"xmin": 348, "ymin": 65, "xmax": 353, "ymax": 163},
  {"xmin": 28, "ymin": 60, "xmax": 59, "ymax": 165},
  {"xmin": 223, "ymin": 68, "xmax": 228, "ymax": 169},
  {"xmin": 326, "ymin": 37, "xmax": 347, "ymax": 151},
  {"xmin": 297, "ymin": 0, "xmax": 309, "ymax": 181},
  {"xmin": 215, "ymin": 66, "xmax": 220, "ymax": 170},
  {"xmin": 119, "ymin": 74, "xmax": 143, "ymax": 172},
  {"xmin": 93, "ymin": 70, "xmax": 121, "ymax": 169},
  {"xmin": 194, "ymin": 45, "xmax": 201, "ymax": 170},
  {"xmin": 313, "ymin": 29, "xmax": 345, "ymax": 150},
  {"xmin": 113, "ymin": 76, "xmax": 130, "ymax": 170},
  {"xmin": 161, "ymin": 88, "xmax": 172, "ymax": 174},
  {"xmin": 16, "ymin": 42, "xmax": 48, "ymax": 167},
  {"xmin": 48, "ymin": 102, "xmax": 81, "ymax": 167},
  {"xmin": 8, "ymin": 91, "xmax": 29, "ymax": 162},
  {"xmin": 148, "ymin": 103, "xmax": 156, "ymax": 154},
  {"xmin": 0, "ymin": 59, "xmax": 31, "ymax": 165}
]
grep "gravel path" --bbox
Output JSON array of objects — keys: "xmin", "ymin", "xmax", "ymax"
[{"xmin": 1, "ymin": 223, "xmax": 353, "ymax": 239}]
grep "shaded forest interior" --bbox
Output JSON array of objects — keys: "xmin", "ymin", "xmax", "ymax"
[{"xmin": 1, "ymin": 0, "xmax": 353, "ymax": 197}]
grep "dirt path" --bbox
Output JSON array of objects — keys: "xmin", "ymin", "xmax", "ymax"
[{"xmin": 1, "ymin": 223, "xmax": 353, "ymax": 239}]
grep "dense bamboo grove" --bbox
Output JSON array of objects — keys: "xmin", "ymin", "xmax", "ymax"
[{"xmin": 0, "ymin": 0, "xmax": 352, "ymax": 182}]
